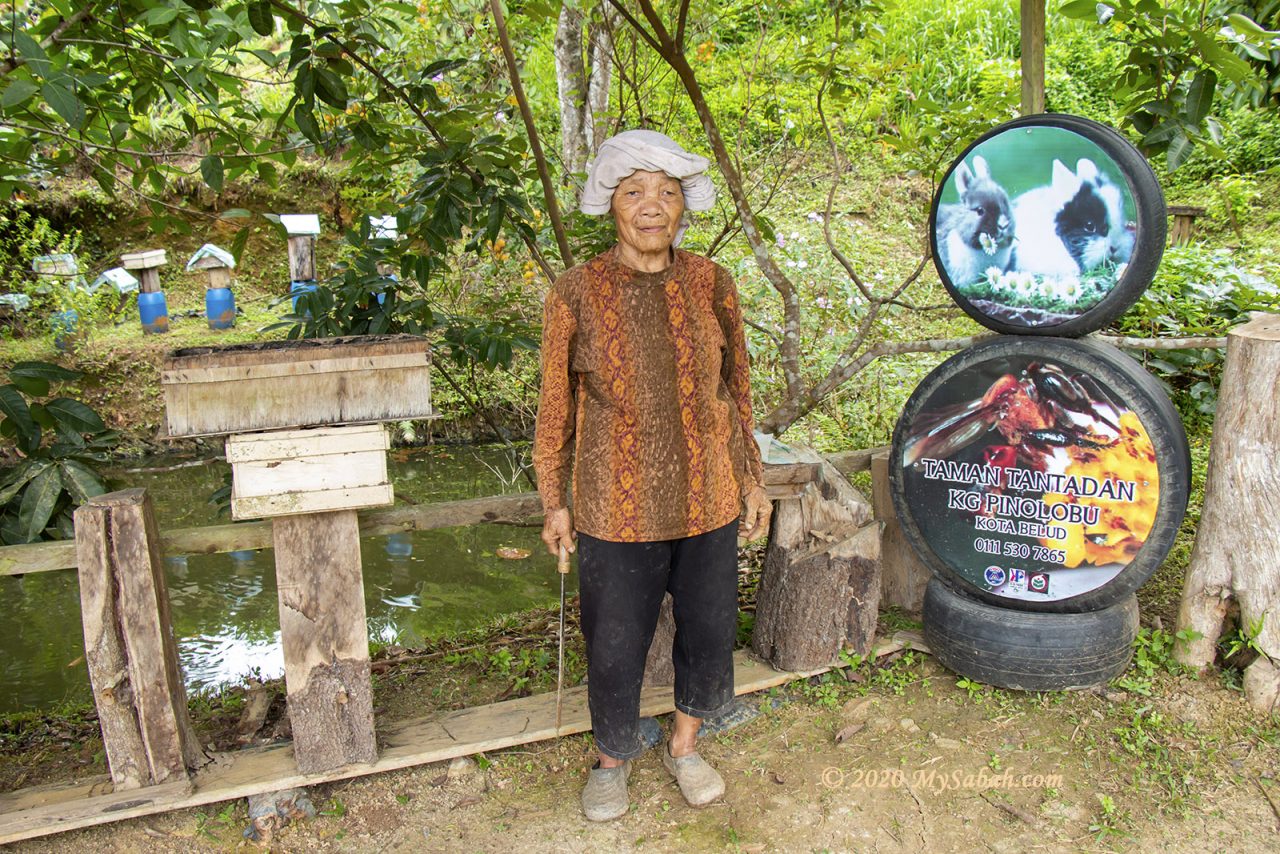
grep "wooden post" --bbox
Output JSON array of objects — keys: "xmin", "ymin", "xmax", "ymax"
[
  {"xmin": 73, "ymin": 489, "xmax": 202, "ymax": 789},
  {"xmin": 871, "ymin": 451, "xmax": 931, "ymax": 615},
  {"xmin": 272, "ymin": 509, "xmax": 377, "ymax": 772},
  {"xmin": 1175, "ymin": 314, "xmax": 1280, "ymax": 713},
  {"xmin": 287, "ymin": 236, "xmax": 316, "ymax": 282},
  {"xmin": 751, "ymin": 447, "xmax": 882, "ymax": 670},
  {"xmin": 1020, "ymin": 0, "xmax": 1046, "ymax": 115},
  {"xmin": 279, "ymin": 214, "xmax": 321, "ymax": 283},
  {"xmin": 642, "ymin": 594, "xmax": 676, "ymax": 687}
]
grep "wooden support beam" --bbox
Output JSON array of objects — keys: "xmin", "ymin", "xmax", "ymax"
[
  {"xmin": 73, "ymin": 489, "xmax": 202, "ymax": 790},
  {"xmin": 871, "ymin": 451, "xmax": 931, "ymax": 615},
  {"xmin": 0, "ymin": 639, "xmax": 928, "ymax": 844},
  {"xmin": 272, "ymin": 510, "xmax": 377, "ymax": 773},
  {"xmin": 287, "ymin": 236, "xmax": 316, "ymax": 282},
  {"xmin": 1021, "ymin": 0, "xmax": 1046, "ymax": 115}
]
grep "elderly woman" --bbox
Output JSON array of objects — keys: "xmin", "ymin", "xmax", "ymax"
[{"xmin": 533, "ymin": 130, "xmax": 771, "ymax": 821}]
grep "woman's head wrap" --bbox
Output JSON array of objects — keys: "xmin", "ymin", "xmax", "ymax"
[{"xmin": 580, "ymin": 130, "xmax": 716, "ymax": 217}]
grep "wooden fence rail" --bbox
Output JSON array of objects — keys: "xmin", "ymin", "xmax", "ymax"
[{"xmin": 0, "ymin": 446, "xmax": 887, "ymax": 579}]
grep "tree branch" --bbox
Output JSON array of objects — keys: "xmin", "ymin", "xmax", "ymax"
[
  {"xmin": 489, "ymin": 0, "xmax": 574, "ymax": 268},
  {"xmin": 0, "ymin": 5, "xmax": 95, "ymax": 76}
]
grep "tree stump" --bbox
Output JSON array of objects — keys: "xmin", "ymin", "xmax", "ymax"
[
  {"xmin": 871, "ymin": 450, "xmax": 931, "ymax": 615},
  {"xmin": 273, "ymin": 510, "xmax": 377, "ymax": 772},
  {"xmin": 752, "ymin": 449, "xmax": 881, "ymax": 671},
  {"xmin": 74, "ymin": 489, "xmax": 202, "ymax": 789},
  {"xmin": 1175, "ymin": 313, "xmax": 1280, "ymax": 712}
]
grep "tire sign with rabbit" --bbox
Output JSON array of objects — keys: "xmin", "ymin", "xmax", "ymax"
[{"xmin": 929, "ymin": 114, "xmax": 1166, "ymax": 338}]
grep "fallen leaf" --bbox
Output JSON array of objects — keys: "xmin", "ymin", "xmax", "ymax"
[
  {"xmin": 495, "ymin": 546, "xmax": 531, "ymax": 560},
  {"xmin": 453, "ymin": 795, "xmax": 484, "ymax": 809},
  {"xmin": 65, "ymin": 655, "xmax": 84, "ymax": 668},
  {"xmin": 834, "ymin": 722, "xmax": 865, "ymax": 744},
  {"xmin": 430, "ymin": 773, "xmax": 449, "ymax": 787}
]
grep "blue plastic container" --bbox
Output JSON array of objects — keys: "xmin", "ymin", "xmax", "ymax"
[
  {"xmin": 290, "ymin": 281, "xmax": 317, "ymax": 315},
  {"xmin": 206, "ymin": 287, "xmax": 236, "ymax": 329},
  {"xmin": 384, "ymin": 532, "xmax": 414, "ymax": 559},
  {"xmin": 138, "ymin": 291, "xmax": 169, "ymax": 334},
  {"xmin": 50, "ymin": 309, "xmax": 79, "ymax": 351}
]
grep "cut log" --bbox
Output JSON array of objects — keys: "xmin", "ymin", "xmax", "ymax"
[
  {"xmin": 752, "ymin": 447, "xmax": 882, "ymax": 670},
  {"xmin": 871, "ymin": 450, "xmax": 931, "ymax": 614},
  {"xmin": 272, "ymin": 510, "xmax": 377, "ymax": 772},
  {"xmin": 1175, "ymin": 314, "xmax": 1280, "ymax": 713},
  {"xmin": 73, "ymin": 489, "xmax": 201, "ymax": 789}
]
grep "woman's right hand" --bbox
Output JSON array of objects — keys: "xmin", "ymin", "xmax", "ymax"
[{"xmin": 541, "ymin": 507, "xmax": 577, "ymax": 557}]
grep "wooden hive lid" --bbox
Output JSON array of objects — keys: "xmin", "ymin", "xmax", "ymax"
[{"xmin": 121, "ymin": 249, "xmax": 168, "ymax": 269}]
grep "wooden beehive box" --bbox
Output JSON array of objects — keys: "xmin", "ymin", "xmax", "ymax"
[
  {"xmin": 160, "ymin": 335, "xmax": 432, "ymax": 438},
  {"xmin": 226, "ymin": 424, "xmax": 392, "ymax": 519}
]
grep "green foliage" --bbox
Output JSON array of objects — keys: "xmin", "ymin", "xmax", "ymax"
[
  {"xmin": 0, "ymin": 362, "xmax": 116, "ymax": 544},
  {"xmin": 1112, "ymin": 626, "xmax": 1200, "ymax": 694},
  {"xmin": 1113, "ymin": 244, "xmax": 1280, "ymax": 425},
  {"xmin": 1059, "ymin": 0, "xmax": 1278, "ymax": 170},
  {"xmin": 0, "ymin": 206, "xmax": 81, "ymax": 307}
]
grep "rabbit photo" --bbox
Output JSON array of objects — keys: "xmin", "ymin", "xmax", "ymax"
[
  {"xmin": 1009, "ymin": 158, "xmax": 1123, "ymax": 278},
  {"xmin": 935, "ymin": 155, "xmax": 1015, "ymax": 286}
]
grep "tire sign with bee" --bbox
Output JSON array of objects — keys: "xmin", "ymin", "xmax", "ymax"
[
  {"xmin": 889, "ymin": 336, "xmax": 1190, "ymax": 614},
  {"xmin": 930, "ymin": 114, "xmax": 1166, "ymax": 338}
]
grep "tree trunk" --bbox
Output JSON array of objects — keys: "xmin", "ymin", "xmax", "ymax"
[
  {"xmin": 752, "ymin": 448, "xmax": 881, "ymax": 670},
  {"xmin": 74, "ymin": 489, "xmax": 202, "ymax": 789},
  {"xmin": 585, "ymin": 4, "xmax": 620, "ymax": 149},
  {"xmin": 1175, "ymin": 313, "xmax": 1280, "ymax": 713},
  {"xmin": 555, "ymin": 5, "xmax": 588, "ymax": 180}
]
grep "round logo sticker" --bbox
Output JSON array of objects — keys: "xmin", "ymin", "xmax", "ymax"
[{"xmin": 984, "ymin": 566, "xmax": 1007, "ymax": 586}]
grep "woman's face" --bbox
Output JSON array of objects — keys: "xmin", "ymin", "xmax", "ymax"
[{"xmin": 611, "ymin": 170, "xmax": 685, "ymax": 257}]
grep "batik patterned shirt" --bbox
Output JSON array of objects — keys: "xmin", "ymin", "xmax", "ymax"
[{"xmin": 533, "ymin": 246, "xmax": 766, "ymax": 542}]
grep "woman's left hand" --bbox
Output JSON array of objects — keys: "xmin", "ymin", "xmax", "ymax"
[{"xmin": 739, "ymin": 485, "xmax": 772, "ymax": 542}]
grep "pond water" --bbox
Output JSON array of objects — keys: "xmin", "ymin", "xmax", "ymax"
[{"xmin": 0, "ymin": 443, "xmax": 566, "ymax": 714}]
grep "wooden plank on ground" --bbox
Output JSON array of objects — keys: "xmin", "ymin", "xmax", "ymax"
[{"xmin": 0, "ymin": 638, "xmax": 928, "ymax": 844}]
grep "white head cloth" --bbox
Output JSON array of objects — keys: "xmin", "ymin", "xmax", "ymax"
[{"xmin": 580, "ymin": 131, "xmax": 715, "ymax": 248}]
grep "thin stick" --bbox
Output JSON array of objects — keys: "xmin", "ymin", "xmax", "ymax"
[{"xmin": 556, "ymin": 543, "xmax": 570, "ymax": 734}]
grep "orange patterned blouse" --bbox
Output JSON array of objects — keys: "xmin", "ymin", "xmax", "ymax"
[{"xmin": 533, "ymin": 245, "xmax": 766, "ymax": 542}]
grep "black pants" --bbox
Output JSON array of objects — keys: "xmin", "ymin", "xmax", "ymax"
[{"xmin": 577, "ymin": 519, "xmax": 739, "ymax": 760}]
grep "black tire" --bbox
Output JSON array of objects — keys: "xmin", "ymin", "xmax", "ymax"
[
  {"xmin": 929, "ymin": 113, "xmax": 1165, "ymax": 337},
  {"xmin": 922, "ymin": 578, "xmax": 1138, "ymax": 691},
  {"xmin": 890, "ymin": 335, "xmax": 1190, "ymax": 613}
]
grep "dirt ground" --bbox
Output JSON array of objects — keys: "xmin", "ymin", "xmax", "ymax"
[{"xmin": 8, "ymin": 650, "xmax": 1280, "ymax": 854}]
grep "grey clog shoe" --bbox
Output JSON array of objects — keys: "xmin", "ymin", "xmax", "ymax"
[
  {"xmin": 581, "ymin": 759, "xmax": 631, "ymax": 821},
  {"xmin": 660, "ymin": 741, "xmax": 725, "ymax": 807}
]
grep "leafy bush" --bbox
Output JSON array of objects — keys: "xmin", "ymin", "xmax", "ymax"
[
  {"xmin": 1113, "ymin": 245, "xmax": 1280, "ymax": 423},
  {"xmin": 0, "ymin": 206, "xmax": 82, "ymax": 311},
  {"xmin": 0, "ymin": 362, "xmax": 116, "ymax": 544}
]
